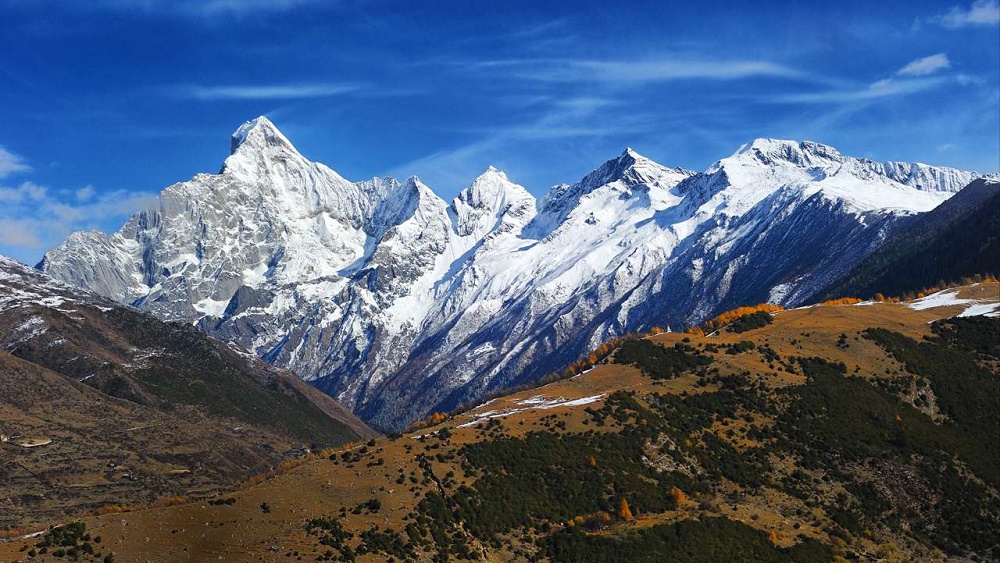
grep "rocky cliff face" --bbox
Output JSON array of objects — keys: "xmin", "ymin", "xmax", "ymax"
[{"xmin": 40, "ymin": 118, "xmax": 979, "ymax": 429}]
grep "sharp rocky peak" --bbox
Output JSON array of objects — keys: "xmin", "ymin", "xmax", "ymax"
[
  {"xmin": 728, "ymin": 138, "xmax": 843, "ymax": 168},
  {"xmin": 230, "ymin": 116, "xmax": 299, "ymax": 155},
  {"xmin": 220, "ymin": 115, "xmax": 353, "ymax": 194},
  {"xmin": 539, "ymin": 148, "xmax": 689, "ymax": 212},
  {"xmin": 457, "ymin": 167, "xmax": 533, "ymax": 208},
  {"xmin": 713, "ymin": 138, "xmax": 979, "ymax": 194},
  {"xmin": 452, "ymin": 167, "xmax": 536, "ymax": 236},
  {"xmin": 580, "ymin": 147, "xmax": 692, "ymax": 189}
]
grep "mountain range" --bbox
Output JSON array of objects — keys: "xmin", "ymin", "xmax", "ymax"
[{"xmin": 38, "ymin": 117, "xmax": 983, "ymax": 430}]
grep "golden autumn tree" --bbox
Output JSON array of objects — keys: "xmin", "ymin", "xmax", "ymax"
[
  {"xmin": 697, "ymin": 303, "xmax": 784, "ymax": 334},
  {"xmin": 618, "ymin": 497, "xmax": 634, "ymax": 520},
  {"xmin": 670, "ymin": 486, "xmax": 687, "ymax": 505},
  {"xmin": 820, "ymin": 297, "xmax": 862, "ymax": 306}
]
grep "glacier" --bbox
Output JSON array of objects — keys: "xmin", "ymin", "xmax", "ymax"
[{"xmin": 39, "ymin": 117, "xmax": 980, "ymax": 429}]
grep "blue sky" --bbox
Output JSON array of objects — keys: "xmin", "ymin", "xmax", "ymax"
[{"xmin": 1, "ymin": 0, "xmax": 998, "ymax": 264}]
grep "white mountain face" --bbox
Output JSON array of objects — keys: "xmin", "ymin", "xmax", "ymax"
[{"xmin": 39, "ymin": 118, "xmax": 979, "ymax": 429}]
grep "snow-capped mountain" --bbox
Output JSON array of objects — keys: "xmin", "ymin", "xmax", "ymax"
[{"xmin": 40, "ymin": 117, "xmax": 979, "ymax": 429}]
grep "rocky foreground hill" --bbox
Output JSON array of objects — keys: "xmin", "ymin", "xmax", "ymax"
[{"xmin": 0, "ymin": 256, "xmax": 374, "ymax": 529}]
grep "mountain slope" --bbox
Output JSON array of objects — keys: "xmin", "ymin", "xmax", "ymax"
[
  {"xmin": 0, "ymin": 256, "xmax": 374, "ymax": 528},
  {"xmin": 812, "ymin": 177, "xmax": 1000, "ymax": 301},
  {"xmin": 4, "ymin": 282, "xmax": 995, "ymax": 562},
  {"xmin": 39, "ymin": 119, "xmax": 981, "ymax": 430}
]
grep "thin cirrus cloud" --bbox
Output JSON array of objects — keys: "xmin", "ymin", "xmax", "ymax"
[
  {"xmin": 931, "ymin": 0, "xmax": 1000, "ymax": 28},
  {"xmin": 897, "ymin": 54, "xmax": 951, "ymax": 76},
  {"xmin": 772, "ymin": 76, "xmax": 949, "ymax": 105},
  {"xmin": 186, "ymin": 0, "xmax": 317, "ymax": 15},
  {"xmin": 94, "ymin": 0, "xmax": 321, "ymax": 17},
  {"xmin": 0, "ymin": 147, "xmax": 31, "ymax": 179},
  {"xmin": 466, "ymin": 57, "xmax": 812, "ymax": 84},
  {"xmin": 771, "ymin": 53, "xmax": 963, "ymax": 106},
  {"xmin": 179, "ymin": 83, "xmax": 363, "ymax": 101}
]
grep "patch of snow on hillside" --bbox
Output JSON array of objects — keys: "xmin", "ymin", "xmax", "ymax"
[
  {"xmin": 456, "ymin": 394, "xmax": 605, "ymax": 428},
  {"xmin": 515, "ymin": 394, "xmax": 604, "ymax": 409},
  {"xmin": 958, "ymin": 303, "xmax": 1000, "ymax": 318},
  {"xmin": 7, "ymin": 316, "xmax": 48, "ymax": 345},
  {"xmin": 907, "ymin": 288, "xmax": 1000, "ymax": 318},
  {"xmin": 907, "ymin": 290, "xmax": 974, "ymax": 310}
]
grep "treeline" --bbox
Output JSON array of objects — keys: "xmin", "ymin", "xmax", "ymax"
[
  {"xmin": 613, "ymin": 339, "xmax": 711, "ymax": 379},
  {"xmin": 812, "ymin": 178, "xmax": 1000, "ymax": 303},
  {"xmin": 686, "ymin": 304, "xmax": 784, "ymax": 336},
  {"xmin": 826, "ymin": 274, "xmax": 998, "ymax": 304}
]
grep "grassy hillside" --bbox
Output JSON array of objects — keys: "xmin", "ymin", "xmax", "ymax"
[{"xmin": 3, "ymin": 281, "xmax": 995, "ymax": 562}]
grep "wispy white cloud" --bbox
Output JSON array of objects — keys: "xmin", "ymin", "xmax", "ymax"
[
  {"xmin": 897, "ymin": 53, "xmax": 950, "ymax": 76},
  {"xmin": 502, "ymin": 18, "xmax": 575, "ymax": 41},
  {"xmin": 957, "ymin": 73, "xmax": 986, "ymax": 86},
  {"xmin": 773, "ymin": 77, "xmax": 949, "ymax": 104},
  {"xmin": 464, "ymin": 57, "xmax": 811, "ymax": 84},
  {"xmin": 189, "ymin": 0, "xmax": 318, "ymax": 15},
  {"xmin": 931, "ymin": 0, "xmax": 1000, "ymax": 28},
  {"xmin": 457, "ymin": 98, "xmax": 655, "ymax": 141},
  {"xmin": 180, "ymin": 83, "xmax": 362, "ymax": 101},
  {"xmin": 48, "ymin": 189, "xmax": 157, "ymax": 225},
  {"xmin": 384, "ymin": 138, "xmax": 503, "ymax": 190},
  {"xmin": 0, "ymin": 147, "xmax": 31, "ymax": 179},
  {"xmin": 0, "ymin": 220, "xmax": 46, "ymax": 250},
  {"xmin": 94, "ymin": 0, "xmax": 321, "ymax": 17}
]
